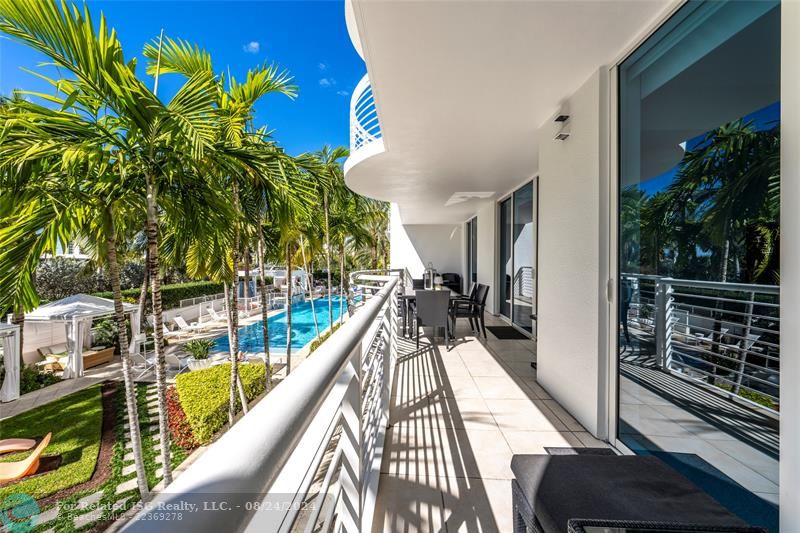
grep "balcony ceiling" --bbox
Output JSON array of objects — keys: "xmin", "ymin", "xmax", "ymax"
[{"xmin": 344, "ymin": 0, "xmax": 671, "ymax": 224}]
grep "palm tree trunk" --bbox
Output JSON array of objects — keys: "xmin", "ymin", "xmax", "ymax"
[
  {"xmin": 339, "ymin": 245, "xmax": 345, "ymax": 326},
  {"xmin": 243, "ymin": 245, "xmax": 251, "ymax": 300},
  {"xmin": 721, "ymin": 239, "xmax": 730, "ymax": 283},
  {"xmin": 228, "ymin": 183, "xmax": 240, "ymax": 426},
  {"xmin": 257, "ymin": 232, "xmax": 272, "ymax": 392},
  {"xmin": 106, "ymin": 219, "xmax": 149, "ymax": 500},
  {"xmin": 324, "ymin": 193, "xmax": 333, "ymax": 326},
  {"xmin": 286, "ymin": 242, "xmax": 293, "ymax": 375},
  {"xmin": 137, "ymin": 246, "xmax": 149, "ymax": 332},
  {"xmin": 145, "ymin": 175, "xmax": 172, "ymax": 485},
  {"xmin": 300, "ymin": 236, "xmax": 320, "ymax": 341}
]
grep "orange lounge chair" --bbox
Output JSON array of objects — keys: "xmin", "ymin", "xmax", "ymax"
[
  {"xmin": 0, "ymin": 433, "xmax": 51, "ymax": 483},
  {"xmin": 0, "ymin": 438, "xmax": 36, "ymax": 455}
]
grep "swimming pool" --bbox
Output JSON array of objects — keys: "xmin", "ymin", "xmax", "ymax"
[{"xmin": 213, "ymin": 296, "xmax": 349, "ymax": 353}]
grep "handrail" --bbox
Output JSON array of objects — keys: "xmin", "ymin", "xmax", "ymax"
[{"xmin": 123, "ymin": 277, "xmax": 399, "ymax": 532}]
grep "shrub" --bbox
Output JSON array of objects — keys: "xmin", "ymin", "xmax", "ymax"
[
  {"xmin": 312, "ymin": 271, "xmax": 340, "ymax": 287},
  {"xmin": 166, "ymin": 386, "xmax": 199, "ymax": 450},
  {"xmin": 184, "ymin": 339, "xmax": 214, "ymax": 360},
  {"xmin": 35, "ymin": 257, "xmax": 108, "ymax": 301},
  {"xmin": 92, "ymin": 318, "xmax": 118, "ymax": 348},
  {"xmin": 93, "ymin": 280, "xmax": 225, "ymax": 311},
  {"xmin": 20, "ymin": 366, "xmax": 61, "ymax": 395},
  {"xmin": 175, "ymin": 363, "xmax": 265, "ymax": 444},
  {"xmin": 308, "ymin": 323, "xmax": 341, "ymax": 353}
]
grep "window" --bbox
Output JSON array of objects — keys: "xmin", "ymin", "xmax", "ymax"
[{"xmin": 617, "ymin": 1, "xmax": 780, "ymax": 528}]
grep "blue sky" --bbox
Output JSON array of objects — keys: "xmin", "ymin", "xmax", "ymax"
[{"xmin": 0, "ymin": 1, "xmax": 364, "ymax": 155}]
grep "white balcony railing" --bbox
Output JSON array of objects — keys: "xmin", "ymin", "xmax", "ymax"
[
  {"xmin": 622, "ymin": 274, "xmax": 780, "ymax": 413},
  {"xmin": 350, "ymin": 75, "xmax": 382, "ymax": 153},
  {"xmin": 123, "ymin": 275, "xmax": 400, "ymax": 532}
]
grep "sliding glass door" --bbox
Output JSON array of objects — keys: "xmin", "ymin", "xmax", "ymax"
[
  {"xmin": 498, "ymin": 180, "xmax": 537, "ymax": 334},
  {"xmin": 617, "ymin": 1, "xmax": 780, "ymax": 529}
]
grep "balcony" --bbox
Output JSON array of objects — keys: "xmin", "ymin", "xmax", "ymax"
[
  {"xmin": 122, "ymin": 270, "xmax": 779, "ymax": 532},
  {"xmin": 344, "ymin": 74, "xmax": 385, "ymax": 176},
  {"xmin": 122, "ymin": 271, "xmax": 596, "ymax": 532}
]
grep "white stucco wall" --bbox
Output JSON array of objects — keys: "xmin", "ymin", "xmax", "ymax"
[
  {"xmin": 781, "ymin": 1, "xmax": 799, "ymax": 529},
  {"xmin": 536, "ymin": 70, "xmax": 609, "ymax": 438},
  {"xmin": 389, "ymin": 203, "xmax": 464, "ymax": 282}
]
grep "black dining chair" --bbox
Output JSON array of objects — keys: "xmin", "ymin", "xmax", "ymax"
[
  {"xmin": 450, "ymin": 283, "xmax": 489, "ymax": 338},
  {"xmin": 413, "ymin": 290, "xmax": 452, "ymax": 351}
]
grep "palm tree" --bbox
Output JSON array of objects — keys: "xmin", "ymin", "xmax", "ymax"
[
  {"xmin": 143, "ymin": 36, "xmax": 297, "ymax": 421},
  {"xmin": 0, "ymin": 1, "xmax": 225, "ymax": 484},
  {"xmin": 0, "ymin": 95, "xmax": 151, "ymax": 499},
  {"xmin": 663, "ymin": 120, "xmax": 780, "ymax": 283},
  {"xmin": 313, "ymin": 146, "xmax": 349, "ymax": 326}
]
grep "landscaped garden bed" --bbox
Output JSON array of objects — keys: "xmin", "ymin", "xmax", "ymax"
[{"xmin": 0, "ymin": 381, "xmax": 190, "ymax": 532}]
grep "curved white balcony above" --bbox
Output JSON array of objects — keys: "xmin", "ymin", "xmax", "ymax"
[
  {"xmin": 344, "ymin": 74, "xmax": 385, "ymax": 175},
  {"xmin": 341, "ymin": 0, "xmax": 673, "ymax": 224}
]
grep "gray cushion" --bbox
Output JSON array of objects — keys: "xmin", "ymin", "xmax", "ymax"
[{"xmin": 511, "ymin": 455, "xmax": 748, "ymax": 533}]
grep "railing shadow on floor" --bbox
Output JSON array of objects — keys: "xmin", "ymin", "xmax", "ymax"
[
  {"xmin": 378, "ymin": 319, "xmax": 571, "ymax": 533},
  {"xmin": 380, "ymin": 333, "xmax": 500, "ymax": 532}
]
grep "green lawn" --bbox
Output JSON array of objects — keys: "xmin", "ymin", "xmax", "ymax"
[{"xmin": 0, "ymin": 385, "xmax": 103, "ymax": 501}]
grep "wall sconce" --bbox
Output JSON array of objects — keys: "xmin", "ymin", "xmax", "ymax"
[{"xmin": 554, "ymin": 114, "xmax": 570, "ymax": 141}]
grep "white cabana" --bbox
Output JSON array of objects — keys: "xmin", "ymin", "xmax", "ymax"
[
  {"xmin": 26, "ymin": 294, "xmax": 140, "ymax": 379},
  {"xmin": 0, "ymin": 323, "xmax": 21, "ymax": 402}
]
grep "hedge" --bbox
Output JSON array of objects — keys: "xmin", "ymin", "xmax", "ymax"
[
  {"xmin": 175, "ymin": 363, "xmax": 265, "ymax": 444},
  {"xmin": 308, "ymin": 323, "xmax": 341, "ymax": 353},
  {"xmin": 92, "ymin": 280, "xmax": 225, "ymax": 310},
  {"xmin": 166, "ymin": 385, "xmax": 199, "ymax": 450}
]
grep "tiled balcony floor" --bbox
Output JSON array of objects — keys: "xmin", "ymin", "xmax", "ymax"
[{"xmin": 373, "ymin": 314, "xmax": 607, "ymax": 533}]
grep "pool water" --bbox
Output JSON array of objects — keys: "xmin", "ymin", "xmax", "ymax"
[{"xmin": 213, "ymin": 296, "xmax": 349, "ymax": 353}]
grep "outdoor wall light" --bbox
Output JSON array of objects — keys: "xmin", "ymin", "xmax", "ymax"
[{"xmin": 554, "ymin": 114, "xmax": 571, "ymax": 141}]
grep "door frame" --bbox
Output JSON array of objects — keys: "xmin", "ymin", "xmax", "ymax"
[
  {"xmin": 496, "ymin": 177, "xmax": 538, "ymax": 338},
  {"xmin": 605, "ymin": 0, "xmax": 692, "ymax": 450}
]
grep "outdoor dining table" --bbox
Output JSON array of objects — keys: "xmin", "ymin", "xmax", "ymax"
[{"xmin": 399, "ymin": 287, "xmax": 461, "ymax": 337}]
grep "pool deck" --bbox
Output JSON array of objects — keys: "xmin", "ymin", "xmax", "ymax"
[{"xmin": 2, "ymin": 303, "xmax": 350, "ymax": 420}]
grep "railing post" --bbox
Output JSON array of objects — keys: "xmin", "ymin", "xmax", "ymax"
[
  {"xmin": 655, "ymin": 279, "xmax": 673, "ymax": 370},
  {"xmin": 734, "ymin": 290, "xmax": 756, "ymax": 394},
  {"xmin": 664, "ymin": 281, "xmax": 673, "ymax": 370},
  {"xmin": 337, "ymin": 343, "xmax": 362, "ymax": 532}
]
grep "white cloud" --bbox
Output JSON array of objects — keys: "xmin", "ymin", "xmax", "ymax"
[
  {"xmin": 318, "ymin": 62, "xmax": 327, "ymax": 70},
  {"xmin": 336, "ymin": 90, "xmax": 350, "ymax": 97},
  {"xmin": 242, "ymin": 41, "xmax": 260, "ymax": 54},
  {"xmin": 319, "ymin": 77, "xmax": 336, "ymax": 87}
]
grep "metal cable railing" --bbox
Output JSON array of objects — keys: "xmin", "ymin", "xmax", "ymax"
[
  {"xmin": 123, "ymin": 276, "xmax": 399, "ymax": 533},
  {"xmin": 622, "ymin": 273, "xmax": 780, "ymax": 412}
]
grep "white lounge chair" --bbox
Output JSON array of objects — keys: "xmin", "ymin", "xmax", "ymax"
[
  {"xmin": 166, "ymin": 353, "xmax": 190, "ymax": 374},
  {"xmin": 173, "ymin": 316, "xmax": 209, "ymax": 333},
  {"xmin": 130, "ymin": 334, "xmax": 157, "ymax": 379},
  {"xmin": 206, "ymin": 307, "xmax": 228, "ymax": 324}
]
